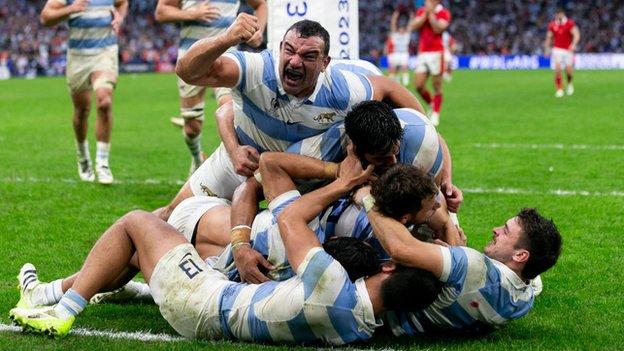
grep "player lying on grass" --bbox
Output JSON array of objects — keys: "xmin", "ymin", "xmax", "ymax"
[
  {"xmin": 351, "ymin": 185, "xmax": 563, "ymax": 335},
  {"xmin": 157, "ymin": 14, "xmax": 461, "ymax": 220},
  {"xmin": 10, "ymin": 152, "xmax": 442, "ymax": 345}
]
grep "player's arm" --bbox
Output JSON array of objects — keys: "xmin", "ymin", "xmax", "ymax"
[
  {"xmin": 215, "ymin": 101, "xmax": 260, "ymax": 177},
  {"xmin": 409, "ymin": 10, "xmax": 427, "ymax": 31},
  {"xmin": 245, "ymin": 0, "xmax": 267, "ymax": 48},
  {"xmin": 369, "ymin": 75, "xmax": 425, "ymax": 114},
  {"xmin": 426, "ymin": 195, "xmax": 463, "ymax": 246},
  {"xmin": 427, "ymin": 13, "xmax": 449, "ymax": 33},
  {"xmin": 544, "ymin": 30, "xmax": 553, "ymax": 56},
  {"xmin": 155, "ymin": 0, "xmax": 219, "ymax": 23},
  {"xmin": 436, "ymin": 134, "xmax": 462, "ymax": 213},
  {"xmin": 111, "ymin": 0, "xmax": 128, "ymax": 34},
  {"xmin": 277, "ymin": 149, "xmax": 373, "ymax": 271},
  {"xmin": 40, "ymin": 0, "xmax": 87, "ymax": 27},
  {"xmin": 570, "ymin": 25, "xmax": 580, "ymax": 52},
  {"xmin": 176, "ymin": 13, "xmax": 259, "ymax": 87},
  {"xmin": 354, "ymin": 187, "xmax": 444, "ymax": 277},
  {"xmin": 390, "ymin": 10, "xmax": 399, "ymax": 32}
]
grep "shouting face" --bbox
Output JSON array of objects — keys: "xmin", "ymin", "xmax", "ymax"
[{"xmin": 278, "ymin": 30, "xmax": 330, "ymax": 98}]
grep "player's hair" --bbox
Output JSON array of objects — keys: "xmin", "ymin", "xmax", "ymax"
[
  {"xmin": 284, "ymin": 20, "xmax": 331, "ymax": 56},
  {"xmin": 371, "ymin": 165, "xmax": 438, "ymax": 219},
  {"xmin": 323, "ymin": 237, "xmax": 380, "ymax": 281},
  {"xmin": 381, "ymin": 264, "xmax": 442, "ymax": 312},
  {"xmin": 515, "ymin": 208, "xmax": 563, "ymax": 280},
  {"xmin": 345, "ymin": 101, "xmax": 403, "ymax": 161},
  {"xmin": 556, "ymin": 7, "xmax": 566, "ymax": 15}
]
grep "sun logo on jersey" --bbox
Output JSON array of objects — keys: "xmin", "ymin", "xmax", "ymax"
[{"xmin": 314, "ymin": 112, "xmax": 336, "ymax": 124}]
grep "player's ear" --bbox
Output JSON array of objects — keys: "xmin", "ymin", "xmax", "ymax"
[
  {"xmin": 381, "ymin": 261, "xmax": 397, "ymax": 273},
  {"xmin": 322, "ymin": 55, "xmax": 331, "ymax": 70},
  {"xmin": 513, "ymin": 249, "xmax": 529, "ymax": 264}
]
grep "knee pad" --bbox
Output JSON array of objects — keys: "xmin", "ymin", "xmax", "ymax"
[{"xmin": 181, "ymin": 102, "xmax": 205, "ymax": 121}]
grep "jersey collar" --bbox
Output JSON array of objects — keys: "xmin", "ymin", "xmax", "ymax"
[
  {"xmin": 489, "ymin": 258, "xmax": 530, "ymax": 290},
  {"xmin": 356, "ymin": 278, "xmax": 383, "ymax": 330}
]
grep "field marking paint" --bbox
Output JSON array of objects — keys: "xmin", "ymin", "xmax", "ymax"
[
  {"xmin": 473, "ymin": 143, "xmax": 624, "ymax": 151},
  {"xmin": 2, "ymin": 177, "xmax": 623, "ymax": 197},
  {"xmin": 0, "ymin": 323, "xmax": 185, "ymax": 342}
]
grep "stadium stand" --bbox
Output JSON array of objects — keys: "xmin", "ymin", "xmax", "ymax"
[{"xmin": 1, "ymin": 0, "xmax": 622, "ymax": 77}]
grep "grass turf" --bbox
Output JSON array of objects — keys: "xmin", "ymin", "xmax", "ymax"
[{"xmin": 0, "ymin": 70, "xmax": 623, "ymax": 350}]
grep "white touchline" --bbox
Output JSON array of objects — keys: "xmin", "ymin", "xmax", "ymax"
[
  {"xmin": 0, "ymin": 323, "xmax": 185, "ymax": 342},
  {"xmin": 473, "ymin": 143, "xmax": 624, "ymax": 151},
  {"xmin": 1, "ymin": 177, "xmax": 623, "ymax": 197}
]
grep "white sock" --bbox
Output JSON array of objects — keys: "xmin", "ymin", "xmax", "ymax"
[
  {"xmin": 184, "ymin": 133, "xmax": 202, "ymax": 165},
  {"xmin": 96, "ymin": 141, "xmax": 110, "ymax": 166},
  {"xmin": 75, "ymin": 140, "xmax": 90, "ymax": 161},
  {"xmin": 54, "ymin": 289, "xmax": 87, "ymax": 319},
  {"xmin": 32, "ymin": 279, "xmax": 64, "ymax": 306},
  {"xmin": 126, "ymin": 280, "xmax": 152, "ymax": 300}
]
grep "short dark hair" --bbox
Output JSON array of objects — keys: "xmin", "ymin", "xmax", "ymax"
[
  {"xmin": 345, "ymin": 101, "xmax": 403, "ymax": 161},
  {"xmin": 323, "ymin": 237, "xmax": 380, "ymax": 281},
  {"xmin": 371, "ymin": 165, "xmax": 438, "ymax": 219},
  {"xmin": 381, "ymin": 265, "xmax": 442, "ymax": 312},
  {"xmin": 284, "ymin": 20, "xmax": 331, "ymax": 56},
  {"xmin": 556, "ymin": 7, "xmax": 566, "ymax": 15},
  {"xmin": 515, "ymin": 208, "xmax": 563, "ymax": 280}
]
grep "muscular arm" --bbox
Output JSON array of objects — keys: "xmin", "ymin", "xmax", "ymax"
[
  {"xmin": 409, "ymin": 12, "xmax": 427, "ymax": 31},
  {"xmin": 436, "ymin": 134, "xmax": 463, "ymax": 213},
  {"xmin": 176, "ymin": 13, "xmax": 259, "ymax": 86},
  {"xmin": 570, "ymin": 25, "xmax": 580, "ymax": 51},
  {"xmin": 427, "ymin": 13, "xmax": 449, "ymax": 33},
  {"xmin": 40, "ymin": 0, "xmax": 83, "ymax": 27},
  {"xmin": 427, "ymin": 195, "xmax": 462, "ymax": 245},
  {"xmin": 367, "ymin": 208, "xmax": 444, "ymax": 278},
  {"xmin": 370, "ymin": 75, "xmax": 425, "ymax": 114}
]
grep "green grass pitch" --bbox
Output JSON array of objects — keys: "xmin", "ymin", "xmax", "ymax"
[{"xmin": 0, "ymin": 70, "xmax": 623, "ymax": 350}]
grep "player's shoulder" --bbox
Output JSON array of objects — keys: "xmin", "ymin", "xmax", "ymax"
[
  {"xmin": 547, "ymin": 20, "xmax": 556, "ymax": 29},
  {"xmin": 394, "ymin": 108, "xmax": 431, "ymax": 126},
  {"xmin": 567, "ymin": 18, "xmax": 576, "ymax": 27}
]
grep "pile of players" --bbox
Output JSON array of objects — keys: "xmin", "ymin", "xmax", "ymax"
[{"xmin": 11, "ymin": 8, "xmax": 563, "ymax": 347}]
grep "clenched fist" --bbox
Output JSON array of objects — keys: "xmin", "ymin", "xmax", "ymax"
[{"xmin": 225, "ymin": 13, "xmax": 260, "ymax": 46}]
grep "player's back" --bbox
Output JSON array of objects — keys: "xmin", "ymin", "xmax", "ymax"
[
  {"xmin": 205, "ymin": 247, "xmax": 378, "ymax": 344},
  {"xmin": 179, "ymin": 0, "xmax": 240, "ymax": 50}
]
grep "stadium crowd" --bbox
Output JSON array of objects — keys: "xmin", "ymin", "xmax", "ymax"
[{"xmin": 1, "ymin": 0, "xmax": 623, "ymax": 78}]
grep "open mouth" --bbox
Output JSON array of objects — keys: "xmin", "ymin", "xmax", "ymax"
[{"xmin": 284, "ymin": 68, "xmax": 304, "ymax": 85}]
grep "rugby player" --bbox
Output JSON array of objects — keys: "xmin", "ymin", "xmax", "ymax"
[
  {"xmin": 353, "ymin": 186, "xmax": 563, "ymax": 335},
  {"xmin": 10, "ymin": 153, "xmax": 442, "ymax": 345},
  {"xmin": 155, "ymin": 0, "xmax": 266, "ymax": 174},
  {"xmin": 544, "ymin": 8, "xmax": 580, "ymax": 98},
  {"xmin": 157, "ymin": 14, "xmax": 435, "ymax": 220},
  {"xmin": 40, "ymin": 0, "xmax": 128, "ymax": 184},
  {"xmin": 386, "ymin": 9, "xmax": 411, "ymax": 86},
  {"xmin": 409, "ymin": 0, "xmax": 451, "ymax": 125}
]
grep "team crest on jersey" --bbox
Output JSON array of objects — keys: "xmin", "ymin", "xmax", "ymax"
[
  {"xmin": 200, "ymin": 183, "xmax": 216, "ymax": 196},
  {"xmin": 314, "ymin": 112, "xmax": 336, "ymax": 124}
]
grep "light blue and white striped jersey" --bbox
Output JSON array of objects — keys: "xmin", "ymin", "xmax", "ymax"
[
  {"xmin": 54, "ymin": 0, "xmax": 117, "ymax": 55},
  {"xmin": 179, "ymin": 0, "xmax": 239, "ymax": 50},
  {"xmin": 222, "ymin": 50, "xmax": 379, "ymax": 153},
  {"xmin": 385, "ymin": 246, "xmax": 535, "ymax": 335},
  {"xmin": 286, "ymin": 108, "xmax": 444, "ymax": 177},
  {"xmin": 203, "ymin": 227, "xmax": 381, "ymax": 343},
  {"xmin": 213, "ymin": 190, "xmax": 387, "ymax": 282}
]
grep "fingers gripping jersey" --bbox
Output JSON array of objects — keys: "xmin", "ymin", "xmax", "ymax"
[
  {"xmin": 385, "ymin": 246, "xmax": 535, "ymax": 335},
  {"xmin": 179, "ymin": 0, "xmax": 239, "ymax": 50},
  {"xmin": 286, "ymin": 108, "xmax": 444, "ymax": 178},
  {"xmin": 222, "ymin": 50, "xmax": 377, "ymax": 153},
  {"xmin": 206, "ymin": 247, "xmax": 380, "ymax": 344},
  {"xmin": 54, "ymin": 0, "xmax": 117, "ymax": 55}
]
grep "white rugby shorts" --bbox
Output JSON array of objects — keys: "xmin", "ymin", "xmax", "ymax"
[
  {"xmin": 551, "ymin": 47, "xmax": 574, "ymax": 69},
  {"xmin": 167, "ymin": 196, "xmax": 231, "ymax": 242},
  {"xmin": 189, "ymin": 142, "xmax": 247, "ymax": 200},
  {"xmin": 414, "ymin": 51, "xmax": 444, "ymax": 75},
  {"xmin": 66, "ymin": 47, "xmax": 118, "ymax": 93},
  {"xmin": 388, "ymin": 52, "xmax": 410, "ymax": 68}
]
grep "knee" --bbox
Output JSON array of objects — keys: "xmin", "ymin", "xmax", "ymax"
[
  {"xmin": 183, "ymin": 120, "xmax": 202, "ymax": 138},
  {"xmin": 96, "ymin": 91, "xmax": 113, "ymax": 113}
]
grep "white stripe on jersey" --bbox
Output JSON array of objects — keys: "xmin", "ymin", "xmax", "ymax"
[
  {"xmin": 223, "ymin": 50, "xmax": 376, "ymax": 152},
  {"xmin": 179, "ymin": 0, "xmax": 239, "ymax": 49}
]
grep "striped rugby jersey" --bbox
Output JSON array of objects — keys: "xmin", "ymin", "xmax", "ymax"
[
  {"xmin": 286, "ymin": 108, "xmax": 444, "ymax": 177},
  {"xmin": 54, "ymin": 0, "xmax": 117, "ymax": 55},
  {"xmin": 385, "ymin": 246, "xmax": 535, "ymax": 335},
  {"xmin": 222, "ymin": 49, "xmax": 380, "ymax": 153},
  {"xmin": 213, "ymin": 190, "xmax": 388, "ymax": 282},
  {"xmin": 201, "ymin": 245, "xmax": 381, "ymax": 344},
  {"xmin": 179, "ymin": 0, "xmax": 239, "ymax": 50}
]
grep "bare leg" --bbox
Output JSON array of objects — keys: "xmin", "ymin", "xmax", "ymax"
[{"xmin": 71, "ymin": 90, "xmax": 91, "ymax": 143}]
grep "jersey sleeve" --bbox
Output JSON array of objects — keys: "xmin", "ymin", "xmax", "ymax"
[
  {"xmin": 268, "ymin": 190, "xmax": 301, "ymax": 217},
  {"xmin": 222, "ymin": 50, "xmax": 267, "ymax": 94},
  {"xmin": 439, "ymin": 246, "xmax": 488, "ymax": 292},
  {"xmin": 285, "ymin": 122, "xmax": 347, "ymax": 162},
  {"xmin": 439, "ymin": 9, "xmax": 451, "ymax": 23},
  {"xmin": 296, "ymin": 247, "xmax": 353, "ymax": 303}
]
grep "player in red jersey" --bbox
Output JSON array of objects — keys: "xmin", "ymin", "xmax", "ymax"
[
  {"xmin": 544, "ymin": 8, "xmax": 580, "ymax": 98},
  {"xmin": 409, "ymin": 0, "xmax": 450, "ymax": 126}
]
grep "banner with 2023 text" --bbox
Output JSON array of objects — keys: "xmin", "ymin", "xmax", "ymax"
[{"xmin": 267, "ymin": 0, "xmax": 359, "ymax": 59}]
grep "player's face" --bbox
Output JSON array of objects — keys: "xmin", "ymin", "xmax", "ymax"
[
  {"xmin": 411, "ymin": 194, "xmax": 440, "ymax": 224},
  {"xmin": 555, "ymin": 12, "xmax": 565, "ymax": 21},
  {"xmin": 279, "ymin": 31, "xmax": 330, "ymax": 98},
  {"xmin": 362, "ymin": 141, "xmax": 401, "ymax": 175},
  {"xmin": 484, "ymin": 217, "xmax": 524, "ymax": 262}
]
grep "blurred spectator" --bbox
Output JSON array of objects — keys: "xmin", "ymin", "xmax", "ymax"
[{"xmin": 1, "ymin": 0, "xmax": 622, "ymax": 77}]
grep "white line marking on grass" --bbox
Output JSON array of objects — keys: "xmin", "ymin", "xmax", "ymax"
[
  {"xmin": 463, "ymin": 187, "xmax": 624, "ymax": 197},
  {"xmin": 0, "ymin": 177, "xmax": 186, "ymax": 186},
  {"xmin": 0, "ymin": 323, "xmax": 185, "ymax": 342},
  {"xmin": 473, "ymin": 143, "xmax": 624, "ymax": 151}
]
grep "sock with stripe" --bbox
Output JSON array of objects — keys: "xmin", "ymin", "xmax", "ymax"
[
  {"xmin": 96, "ymin": 141, "xmax": 110, "ymax": 166},
  {"xmin": 184, "ymin": 132, "xmax": 203, "ymax": 166},
  {"xmin": 54, "ymin": 289, "xmax": 87, "ymax": 319},
  {"xmin": 32, "ymin": 279, "xmax": 64, "ymax": 306}
]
